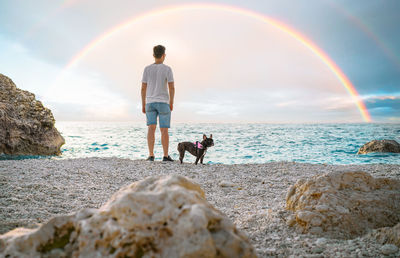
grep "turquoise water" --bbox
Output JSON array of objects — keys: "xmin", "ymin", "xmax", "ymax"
[
  {"xmin": 58, "ymin": 122, "xmax": 400, "ymax": 164},
  {"xmin": 2, "ymin": 122, "xmax": 399, "ymax": 164}
]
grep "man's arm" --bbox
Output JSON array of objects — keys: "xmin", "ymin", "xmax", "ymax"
[
  {"xmin": 141, "ymin": 83, "xmax": 147, "ymax": 114},
  {"xmin": 168, "ymin": 82, "xmax": 175, "ymax": 111}
]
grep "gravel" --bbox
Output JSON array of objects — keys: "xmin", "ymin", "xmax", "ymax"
[{"xmin": 1, "ymin": 158, "xmax": 399, "ymax": 257}]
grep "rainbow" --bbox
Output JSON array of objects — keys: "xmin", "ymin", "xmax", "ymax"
[
  {"xmin": 64, "ymin": 3, "xmax": 372, "ymax": 122},
  {"xmin": 326, "ymin": 0, "xmax": 400, "ymax": 72}
]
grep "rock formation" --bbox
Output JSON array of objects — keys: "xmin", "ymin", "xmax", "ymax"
[
  {"xmin": 0, "ymin": 73, "xmax": 64, "ymax": 155},
  {"xmin": 357, "ymin": 139, "xmax": 400, "ymax": 154},
  {"xmin": 286, "ymin": 171, "xmax": 400, "ymax": 239},
  {"xmin": 0, "ymin": 174, "xmax": 256, "ymax": 257}
]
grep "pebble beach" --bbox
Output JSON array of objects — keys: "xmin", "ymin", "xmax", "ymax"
[{"xmin": 1, "ymin": 158, "xmax": 400, "ymax": 257}]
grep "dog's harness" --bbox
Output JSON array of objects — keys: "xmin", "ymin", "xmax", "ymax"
[
  {"xmin": 194, "ymin": 141, "xmax": 204, "ymax": 149},
  {"xmin": 194, "ymin": 141, "xmax": 206, "ymax": 157}
]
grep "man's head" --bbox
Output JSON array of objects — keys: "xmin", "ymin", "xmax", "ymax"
[{"xmin": 153, "ymin": 45, "xmax": 166, "ymax": 61}]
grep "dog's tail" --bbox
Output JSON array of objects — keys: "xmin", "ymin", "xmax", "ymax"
[{"xmin": 177, "ymin": 142, "xmax": 182, "ymax": 151}]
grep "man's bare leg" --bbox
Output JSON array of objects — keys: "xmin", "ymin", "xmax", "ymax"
[
  {"xmin": 147, "ymin": 125, "xmax": 156, "ymax": 157},
  {"xmin": 160, "ymin": 127, "xmax": 169, "ymax": 157}
]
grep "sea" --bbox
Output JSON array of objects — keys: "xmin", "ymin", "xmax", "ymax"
[{"xmin": 2, "ymin": 122, "xmax": 400, "ymax": 164}]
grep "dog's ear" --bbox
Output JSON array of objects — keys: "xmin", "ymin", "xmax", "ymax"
[
  {"xmin": 203, "ymin": 134, "xmax": 206, "ymax": 140},
  {"xmin": 210, "ymin": 134, "xmax": 212, "ymax": 139}
]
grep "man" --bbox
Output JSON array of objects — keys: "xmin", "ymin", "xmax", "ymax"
[{"xmin": 141, "ymin": 45, "xmax": 175, "ymax": 161}]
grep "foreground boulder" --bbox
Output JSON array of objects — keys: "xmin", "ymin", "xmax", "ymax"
[
  {"xmin": 286, "ymin": 171, "xmax": 400, "ymax": 239},
  {"xmin": 0, "ymin": 73, "xmax": 64, "ymax": 155},
  {"xmin": 357, "ymin": 139, "xmax": 400, "ymax": 154},
  {"xmin": 0, "ymin": 175, "xmax": 256, "ymax": 257}
]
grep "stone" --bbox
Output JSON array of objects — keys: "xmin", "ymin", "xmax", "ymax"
[
  {"xmin": 0, "ymin": 175, "xmax": 256, "ymax": 257},
  {"xmin": 311, "ymin": 246, "xmax": 324, "ymax": 254},
  {"xmin": 220, "ymin": 181, "xmax": 236, "ymax": 187},
  {"xmin": 286, "ymin": 171, "xmax": 400, "ymax": 239},
  {"xmin": 286, "ymin": 215, "xmax": 296, "ymax": 227},
  {"xmin": 306, "ymin": 254, "xmax": 324, "ymax": 258},
  {"xmin": 0, "ymin": 73, "xmax": 64, "ymax": 155},
  {"xmin": 310, "ymin": 216, "xmax": 323, "ymax": 227},
  {"xmin": 309, "ymin": 227, "xmax": 323, "ymax": 235},
  {"xmin": 368, "ymin": 223, "xmax": 400, "ymax": 247},
  {"xmin": 380, "ymin": 244, "xmax": 398, "ymax": 255},
  {"xmin": 315, "ymin": 238, "xmax": 327, "ymax": 247},
  {"xmin": 357, "ymin": 139, "xmax": 400, "ymax": 154}
]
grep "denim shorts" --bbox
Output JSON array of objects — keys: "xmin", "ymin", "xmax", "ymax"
[{"xmin": 146, "ymin": 102, "xmax": 171, "ymax": 128}]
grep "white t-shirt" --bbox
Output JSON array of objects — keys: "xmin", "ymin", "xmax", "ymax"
[{"xmin": 142, "ymin": 63, "xmax": 174, "ymax": 104}]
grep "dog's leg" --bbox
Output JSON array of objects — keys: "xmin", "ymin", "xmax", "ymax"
[
  {"xmin": 200, "ymin": 155, "xmax": 204, "ymax": 164},
  {"xmin": 177, "ymin": 143, "xmax": 184, "ymax": 164},
  {"xmin": 194, "ymin": 156, "xmax": 200, "ymax": 165},
  {"xmin": 179, "ymin": 150, "xmax": 185, "ymax": 164}
]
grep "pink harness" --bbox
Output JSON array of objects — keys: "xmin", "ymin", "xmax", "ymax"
[{"xmin": 194, "ymin": 141, "xmax": 203, "ymax": 149}]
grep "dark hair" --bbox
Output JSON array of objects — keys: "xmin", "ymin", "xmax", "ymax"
[{"xmin": 153, "ymin": 45, "xmax": 165, "ymax": 58}]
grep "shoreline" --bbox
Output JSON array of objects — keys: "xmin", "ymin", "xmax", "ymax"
[
  {"xmin": 1, "ymin": 158, "xmax": 400, "ymax": 256},
  {"xmin": 1, "ymin": 154, "xmax": 400, "ymax": 166}
]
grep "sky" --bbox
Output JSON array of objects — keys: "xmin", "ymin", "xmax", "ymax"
[{"xmin": 0, "ymin": 0, "xmax": 399, "ymax": 123}]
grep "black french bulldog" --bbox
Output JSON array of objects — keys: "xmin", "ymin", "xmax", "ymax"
[{"xmin": 177, "ymin": 134, "xmax": 214, "ymax": 165}]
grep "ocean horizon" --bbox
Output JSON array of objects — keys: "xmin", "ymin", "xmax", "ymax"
[{"xmin": 2, "ymin": 121, "xmax": 399, "ymax": 165}]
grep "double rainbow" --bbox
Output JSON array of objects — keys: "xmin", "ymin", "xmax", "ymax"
[{"xmin": 64, "ymin": 3, "xmax": 372, "ymax": 122}]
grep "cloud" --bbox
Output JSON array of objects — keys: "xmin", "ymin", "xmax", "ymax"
[
  {"xmin": 179, "ymin": 101, "xmax": 240, "ymax": 117},
  {"xmin": 43, "ymin": 68, "xmax": 135, "ymax": 121},
  {"xmin": 364, "ymin": 95, "xmax": 400, "ymax": 121},
  {"xmin": 0, "ymin": 36, "xmax": 62, "ymax": 98},
  {"xmin": 362, "ymin": 93, "xmax": 400, "ymax": 102}
]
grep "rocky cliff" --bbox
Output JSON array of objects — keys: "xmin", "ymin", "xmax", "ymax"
[{"xmin": 0, "ymin": 73, "xmax": 64, "ymax": 155}]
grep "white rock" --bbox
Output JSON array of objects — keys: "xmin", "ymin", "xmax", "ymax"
[
  {"xmin": 315, "ymin": 237, "xmax": 328, "ymax": 246},
  {"xmin": 286, "ymin": 215, "xmax": 296, "ymax": 227},
  {"xmin": 315, "ymin": 205, "xmax": 329, "ymax": 212},
  {"xmin": 310, "ymin": 216, "xmax": 322, "ymax": 227},
  {"xmin": 311, "ymin": 246, "xmax": 325, "ymax": 254},
  {"xmin": 380, "ymin": 244, "xmax": 398, "ymax": 255},
  {"xmin": 220, "ymin": 181, "xmax": 236, "ymax": 187},
  {"xmin": 309, "ymin": 227, "xmax": 323, "ymax": 235},
  {"xmin": 296, "ymin": 211, "xmax": 317, "ymax": 223},
  {"xmin": 265, "ymin": 248, "xmax": 277, "ymax": 255}
]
